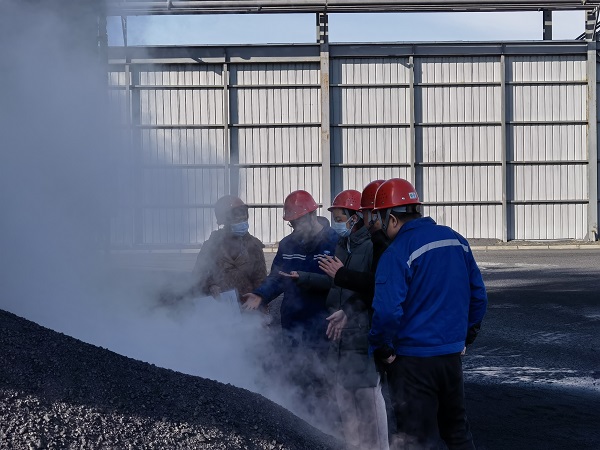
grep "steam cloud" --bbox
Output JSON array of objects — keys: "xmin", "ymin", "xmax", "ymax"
[{"xmin": 0, "ymin": 0, "xmax": 337, "ymax": 434}]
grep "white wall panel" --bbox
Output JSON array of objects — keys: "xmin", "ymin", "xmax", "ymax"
[
  {"xmin": 108, "ymin": 45, "xmax": 596, "ymax": 246},
  {"xmin": 419, "ymin": 86, "xmax": 501, "ymax": 123},
  {"xmin": 421, "ymin": 166, "xmax": 501, "ymax": 203},
  {"xmin": 333, "ymin": 167, "xmax": 412, "ymax": 196},
  {"xmin": 418, "ymin": 57, "xmax": 501, "ymax": 83},
  {"xmin": 512, "ymin": 204, "xmax": 586, "ymax": 240},
  {"xmin": 418, "ymin": 126, "xmax": 502, "ymax": 162},
  {"xmin": 507, "ymin": 56, "xmax": 586, "ymax": 82},
  {"xmin": 234, "ymin": 127, "xmax": 320, "ymax": 164},
  {"xmin": 426, "ymin": 205, "xmax": 502, "ymax": 239}
]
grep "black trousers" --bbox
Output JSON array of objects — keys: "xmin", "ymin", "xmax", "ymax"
[{"xmin": 385, "ymin": 353, "xmax": 475, "ymax": 450}]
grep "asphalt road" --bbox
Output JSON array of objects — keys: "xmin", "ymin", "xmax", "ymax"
[{"xmin": 465, "ymin": 249, "xmax": 600, "ymax": 450}]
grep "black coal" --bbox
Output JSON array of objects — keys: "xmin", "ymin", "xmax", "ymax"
[{"xmin": 0, "ymin": 309, "xmax": 342, "ymax": 449}]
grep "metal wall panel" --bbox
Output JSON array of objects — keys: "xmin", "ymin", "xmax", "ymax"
[
  {"xmin": 330, "ymin": 57, "xmax": 412, "ymax": 200},
  {"xmin": 107, "ymin": 43, "xmax": 598, "ymax": 247},
  {"xmin": 414, "ymin": 57, "xmax": 502, "ymax": 238},
  {"xmin": 231, "ymin": 62, "xmax": 322, "ymax": 244},
  {"xmin": 427, "ymin": 205, "xmax": 503, "ymax": 239},
  {"xmin": 506, "ymin": 55, "xmax": 588, "ymax": 240},
  {"xmin": 114, "ymin": 64, "xmax": 227, "ymax": 246}
]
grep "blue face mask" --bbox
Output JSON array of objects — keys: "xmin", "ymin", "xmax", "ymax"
[
  {"xmin": 332, "ymin": 218, "xmax": 354, "ymax": 237},
  {"xmin": 230, "ymin": 221, "xmax": 249, "ymax": 236}
]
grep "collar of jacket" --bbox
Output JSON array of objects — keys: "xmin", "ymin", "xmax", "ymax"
[
  {"xmin": 345, "ymin": 224, "xmax": 371, "ymax": 248},
  {"xmin": 398, "ymin": 216, "xmax": 436, "ymax": 237}
]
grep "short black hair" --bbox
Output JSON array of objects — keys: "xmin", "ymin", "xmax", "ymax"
[{"xmin": 389, "ymin": 204, "xmax": 422, "ymax": 223}]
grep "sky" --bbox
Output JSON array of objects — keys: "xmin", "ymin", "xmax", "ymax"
[{"xmin": 107, "ymin": 10, "xmax": 587, "ymax": 46}]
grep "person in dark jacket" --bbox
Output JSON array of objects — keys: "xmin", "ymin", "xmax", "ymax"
[
  {"xmin": 305, "ymin": 189, "xmax": 389, "ymax": 450},
  {"xmin": 318, "ymin": 180, "xmax": 389, "ymax": 333},
  {"xmin": 192, "ymin": 195, "xmax": 267, "ymax": 300},
  {"xmin": 317, "ymin": 181, "xmax": 396, "ymax": 443},
  {"xmin": 369, "ymin": 178, "xmax": 488, "ymax": 450},
  {"xmin": 242, "ymin": 190, "xmax": 339, "ymax": 422}
]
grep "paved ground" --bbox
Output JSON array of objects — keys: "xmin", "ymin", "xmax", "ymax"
[
  {"xmin": 108, "ymin": 245, "xmax": 600, "ymax": 449},
  {"xmin": 464, "ymin": 249, "xmax": 600, "ymax": 449}
]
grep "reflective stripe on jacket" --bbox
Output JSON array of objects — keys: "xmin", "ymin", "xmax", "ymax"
[{"xmin": 369, "ymin": 217, "xmax": 487, "ymax": 357}]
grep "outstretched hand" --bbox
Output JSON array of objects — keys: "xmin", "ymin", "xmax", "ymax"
[
  {"xmin": 241, "ymin": 293, "xmax": 263, "ymax": 310},
  {"xmin": 326, "ymin": 309, "xmax": 348, "ymax": 341},
  {"xmin": 318, "ymin": 255, "xmax": 344, "ymax": 278},
  {"xmin": 278, "ymin": 271, "xmax": 299, "ymax": 279}
]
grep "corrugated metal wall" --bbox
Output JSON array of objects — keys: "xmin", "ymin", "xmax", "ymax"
[
  {"xmin": 107, "ymin": 42, "xmax": 599, "ymax": 247},
  {"xmin": 232, "ymin": 62, "xmax": 322, "ymax": 244},
  {"xmin": 507, "ymin": 55, "xmax": 588, "ymax": 239}
]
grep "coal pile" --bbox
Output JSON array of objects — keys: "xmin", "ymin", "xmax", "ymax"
[{"xmin": 0, "ymin": 309, "xmax": 342, "ymax": 449}]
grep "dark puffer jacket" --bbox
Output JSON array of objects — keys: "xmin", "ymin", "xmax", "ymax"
[
  {"xmin": 193, "ymin": 229, "xmax": 267, "ymax": 297},
  {"xmin": 296, "ymin": 225, "xmax": 378, "ymax": 389}
]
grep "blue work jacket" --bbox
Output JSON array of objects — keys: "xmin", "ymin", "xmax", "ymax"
[{"xmin": 369, "ymin": 217, "xmax": 487, "ymax": 357}]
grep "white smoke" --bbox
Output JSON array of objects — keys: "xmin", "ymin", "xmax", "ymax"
[
  {"xmin": 0, "ymin": 0, "xmax": 236, "ymax": 381},
  {"xmin": 0, "ymin": 1, "xmax": 338, "ymax": 436}
]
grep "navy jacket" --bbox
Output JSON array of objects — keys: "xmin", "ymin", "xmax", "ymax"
[
  {"xmin": 254, "ymin": 218, "xmax": 339, "ymax": 339},
  {"xmin": 369, "ymin": 217, "xmax": 487, "ymax": 357}
]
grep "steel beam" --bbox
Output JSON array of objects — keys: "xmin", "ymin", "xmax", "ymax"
[{"xmin": 106, "ymin": 1, "xmax": 600, "ymax": 16}]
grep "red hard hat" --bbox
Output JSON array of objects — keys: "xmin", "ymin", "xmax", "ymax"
[
  {"xmin": 359, "ymin": 180, "xmax": 385, "ymax": 211},
  {"xmin": 283, "ymin": 190, "xmax": 318, "ymax": 221},
  {"xmin": 328, "ymin": 189, "xmax": 362, "ymax": 212},
  {"xmin": 373, "ymin": 178, "xmax": 421, "ymax": 211},
  {"xmin": 214, "ymin": 195, "xmax": 247, "ymax": 225}
]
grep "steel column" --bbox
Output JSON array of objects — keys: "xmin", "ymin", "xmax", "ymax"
[
  {"xmin": 500, "ymin": 53, "xmax": 508, "ymax": 242},
  {"xmin": 130, "ymin": 63, "xmax": 143, "ymax": 245},
  {"xmin": 585, "ymin": 10, "xmax": 597, "ymax": 41},
  {"xmin": 587, "ymin": 40, "xmax": 599, "ymax": 240},
  {"xmin": 318, "ymin": 12, "xmax": 331, "ymax": 208},
  {"xmin": 409, "ymin": 54, "xmax": 417, "ymax": 187},
  {"xmin": 543, "ymin": 10, "xmax": 552, "ymax": 40},
  {"xmin": 223, "ymin": 62, "xmax": 235, "ymax": 195}
]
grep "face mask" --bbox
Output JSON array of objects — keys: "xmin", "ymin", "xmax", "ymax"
[
  {"xmin": 332, "ymin": 217, "xmax": 354, "ymax": 237},
  {"xmin": 230, "ymin": 221, "xmax": 249, "ymax": 236}
]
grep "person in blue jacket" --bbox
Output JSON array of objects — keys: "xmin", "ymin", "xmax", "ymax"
[
  {"xmin": 242, "ymin": 190, "xmax": 339, "ymax": 421},
  {"xmin": 368, "ymin": 178, "xmax": 487, "ymax": 450}
]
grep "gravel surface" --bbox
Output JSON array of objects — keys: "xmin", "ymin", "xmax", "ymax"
[{"xmin": 0, "ymin": 309, "xmax": 342, "ymax": 450}]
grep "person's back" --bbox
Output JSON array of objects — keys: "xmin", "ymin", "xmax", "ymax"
[
  {"xmin": 376, "ymin": 217, "xmax": 485, "ymax": 356},
  {"xmin": 369, "ymin": 178, "xmax": 487, "ymax": 450}
]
